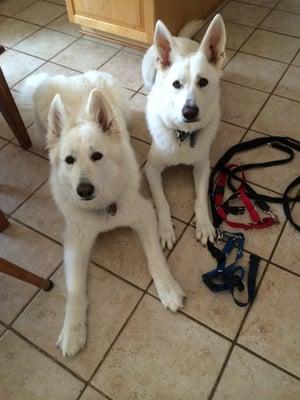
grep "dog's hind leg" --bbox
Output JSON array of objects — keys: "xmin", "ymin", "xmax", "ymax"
[
  {"xmin": 57, "ymin": 225, "xmax": 97, "ymax": 357},
  {"xmin": 193, "ymin": 160, "xmax": 216, "ymax": 246},
  {"xmin": 145, "ymin": 162, "xmax": 176, "ymax": 250},
  {"xmin": 132, "ymin": 195, "xmax": 185, "ymax": 312}
]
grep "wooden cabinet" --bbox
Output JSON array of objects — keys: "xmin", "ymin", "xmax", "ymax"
[{"xmin": 66, "ymin": 0, "xmax": 222, "ymax": 49}]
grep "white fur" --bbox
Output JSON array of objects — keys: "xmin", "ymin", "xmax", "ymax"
[
  {"xmin": 142, "ymin": 15, "xmax": 226, "ymax": 249},
  {"xmin": 23, "ymin": 71, "xmax": 185, "ymax": 357}
]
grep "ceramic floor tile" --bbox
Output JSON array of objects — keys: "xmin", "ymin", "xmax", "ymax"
[
  {"xmin": 14, "ymin": 61, "xmax": 80, "ymax": 91},
  {"xmin": 241, "ymin": 130, "xmax": 299, "ymax": 194},
  {"xmin": 0, "ymin": 323, "xmax": 6, "ymax": 335},
  {"xmin": 241, "ymin": 29, "xmax": 300, "ymax": 63},
  {"xmin": 0, "ymin": 116, "xmax": 14, "ymax": 140},
  {"xmin": 100, "ymin": 50, "xmax": 143, "ymax": 91},
  {"xmin": 47, "ymin": 13, "xmax": 82, "ymax": 37},
  {"xmin": 12, "ymin": 122, "xmax": 48, "ymax": 157},
  {"xmin": 0, "ymin": 49, "xmax": 44, "ymax": 87},
  {"xmin": 239, "ymin": 265, "xmax": 300, "ymax": 376},
  {"xmin": 130, "ymin": 137, "xmax": 150, "ymax": 167},
  {"xmin": 0, "ymin": 138, "xmax": 8, "ymax": 149},
  {"xmin": 149, "ymin": 225, "xmax": 266, "ymax": 338},
  {"xmin": 276, "ymin": 0, "xmax": 300, "ymax": 13},
  {"xmin": 0, "ymin": 331, "xmax": 83, "ymax": 400},
  {"xmin": 210, "ymin": 121, "xmax": 246, "ymax": 166},
  {"xmin": 0, "ymin": 219, "xmax": 62, "ymax": 324},
  {"xmin": 91, "ymin": 219, "xmax": 185, "ymax": 289},
  {"xmin": 82, "ymin": 34, "xmax": 123, "ymax": 49},
  {"xmin": 0, "ymin": 0, "xmax": 36, "ymax": 16},
  {"xmin": 52, "ymin": 38, "xmax": 117, "ymax": 72},
  {"xmin": 128, "ymin": 93, "xmax": 151, "ymax": 143},
  {"xmin": 0, "ymin": 144, "xmax": 49, "ymax": 214},
  {"xmin": 81, "ymin": 387, "xmax": 106, "ymax": 400},
  {"xmin": 292, "ymin": 51, "xmax": 300, "ymax": 66},
  {"xmin": 224, "ymin": 22, "xmax": 254, "ymax": 51},
  {"xmin": 253, "ymin": 95, "xmax": 300, "ymax": 139},
  {"xmin": 93, "ymin": 295, "xmax": 231, "ymax": 400},
  {"xmin": 261, "ymin": 10, "xmax": 300, "ymax": 37},
  {"xmin": 221, "ymin": 81, "xmax": 268, "ymax": 128},
  {"xmin": 238, "ymin": 0, "xmax": 277, "ymax": 6},
  {"xmin": 221, "ymin": 1, "xmax": 270, "ymax": 27},
  {"xmin": 272, "ymin": 203, "xmax": 300, "ymax": 274},
  {"xmin": 160, "ymin": 165, "xmax": 195, "ymax": 222},
  {"xmin": 0, "ymin": 18, "xmax": 39, "ymax": 47},
  {"xmin": 274, "ymin": 65, "xmax": 300, "ymax": 101},
  {"xmin": 14, "ymin": 28, "xmax": 77, "ymax": 60},
  {"xmin": 213, "ymin": 346, "xmax": 300, "ymax": 400},
  {"xmin": 223, "ymin": 52, "xmax": 286, "ymax": 92},
  {"xmin": 13, "ymin": 181, "xmax": 64, "ymax": 243},
  {"xmin": 14, "ymin": 0, "xmax": 65, "ymax": 25},
  {"xmin": 13, "ymin": 264, "xmax": 141, "ymax": 380}
]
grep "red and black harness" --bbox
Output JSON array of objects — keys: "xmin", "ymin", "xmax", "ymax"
[{"xmin": 202, "ymin": 136, "xmax": 300, "ymax": 306}]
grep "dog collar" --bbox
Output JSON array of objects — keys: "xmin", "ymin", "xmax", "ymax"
[
  {"xmin": 175, "ymin": 129, "xmax": 199, "ymax": 148},
  {"xmin": 106, "ymin": 202, "xmax": 117, "ymax": 216}
]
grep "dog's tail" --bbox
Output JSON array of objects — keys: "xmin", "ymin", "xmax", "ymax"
[
  {"xmin": 178, "ymin": 19, "xmax": 205, "ymax": 38},
  {"xmin": 20, "ymin": 72, "xmax": 49, "ymax": 109}
]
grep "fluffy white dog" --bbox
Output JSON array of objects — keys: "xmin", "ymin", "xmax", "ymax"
[
  {"xmin": 142, "ymin": 15, "xmax": 226, "ymax": 249},
  {"xmin": 23, "ymin": 71, "xmax": 184, "ymax": 357}
]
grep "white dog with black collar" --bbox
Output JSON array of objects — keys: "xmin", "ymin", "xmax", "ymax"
[{"xmin": 142, "ymin": 15, "xmax": 227, "ymax": 249}]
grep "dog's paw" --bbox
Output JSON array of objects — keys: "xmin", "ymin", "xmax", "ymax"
[
  {"xmin": 195, "ymin": 219, "xmax": 216, "ymax": 246},
  {"xmin": 159, "ymin": 220, "xmax": 176, "ymax": 250},
  {"xmin": 57, "ymin": 321, "xmax": 86, "ymax": 357},
  {"xmin": 156, "ymin": 277, "xmax": 185, "ymax": 312}
]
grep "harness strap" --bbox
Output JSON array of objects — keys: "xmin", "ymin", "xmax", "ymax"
[
  {"xmin": 214, "ymin": 164, "xmax": 277, "ymax": 230},
  {"xmin": 202, "ymin": 233, "xmax": 260, "ymax": 307}
]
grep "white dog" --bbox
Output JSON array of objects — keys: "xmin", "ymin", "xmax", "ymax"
[
  {"xmin": 142, "ymin": 15, "xmax": 226, "ymax": 249},
  {"xmin": 23, "ymin": 71, "xmax": 185, "ymax": 357}
]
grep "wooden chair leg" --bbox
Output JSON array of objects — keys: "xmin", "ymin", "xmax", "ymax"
[
  {"xmin": 0, "ymin": 257, "xmax": 54, "ymax": 291},
  {"xmin": 0, "ymin": 67, "xmax": 32, "ymax": 149},
  {"xmin": 0, "ymin": 210, "xmax": 9, "ymax": 232}
]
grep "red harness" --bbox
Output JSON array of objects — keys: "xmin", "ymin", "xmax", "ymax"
[{"xmin": 214, "ymin": 164, "xmax": 278, "ymax": 230}]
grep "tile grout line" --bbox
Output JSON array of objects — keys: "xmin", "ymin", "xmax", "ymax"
[
  {"xmin": 236, "ymin": 342, "xmax": 300, "ymax": 380},
  {"xmin": 232, "ymin": 0, "xmax": 300, "ymax": 16}
]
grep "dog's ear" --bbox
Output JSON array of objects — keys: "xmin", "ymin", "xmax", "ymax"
[
  {"xmin": 154, "ymin": 20, "xmax": 175, "ymax": 68},
  {"xmin": 200, "ymin": 14, "xmax": 226, "ymax": 68},
  {"xmin": 87, "ymin": 89, "xmax": 117, "ymax": 133},
  {"xmin": 47, "ymin": 94, "xmax": 67, "ymax": 149}
]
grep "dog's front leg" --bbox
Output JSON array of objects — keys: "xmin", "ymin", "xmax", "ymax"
[
  {"xmin": 132, "ymin": 196, "xmax": 185, "ymax": 312},
  {"xmin": 145, "ymin": 161, "xmax": 176, "ymax": 250},
  {"xmin": 193, "ymin": 160, "xmax": 216, "ymax": 245},
  {"xmin": 57, "ymin": 226, "xmax": 97, "ymax": 357}
]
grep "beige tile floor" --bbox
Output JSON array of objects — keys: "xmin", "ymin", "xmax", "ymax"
[{"xmin": 0, "ymin": 0, "xmax": 299, "ymax": 399}]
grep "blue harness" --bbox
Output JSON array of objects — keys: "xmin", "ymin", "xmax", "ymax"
[{"xmin": 202, "ymin": 230, "xmax": 260, "ymax": 307}]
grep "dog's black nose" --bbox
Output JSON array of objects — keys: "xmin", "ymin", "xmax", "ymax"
[
  {"xmin": 77, "ymin": 183, "xmax": 94, "ymax": 199},
  {"xmin": 182, "ymin": 105, "xmax": 199, "ymax": 121}
]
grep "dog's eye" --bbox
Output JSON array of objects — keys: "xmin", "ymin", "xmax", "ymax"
[
  {"xmin": 91, "ymin": 152, "xmax": 103, "ymax": 161},
  {"xmin": 173, "ymin": 80, "xmax": 182, "ymax": 89},
  {"xmin": 198, "ymin": 78, "xmax": 209, "ymax": 88},
  {"xmin": 65, "ymin": 156, "xmax": 75, "ymax": 164}
]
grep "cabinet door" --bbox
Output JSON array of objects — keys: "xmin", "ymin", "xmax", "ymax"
[{"xmin": 67, "ymin": 0, "xmax": 154, "ymax": 44}]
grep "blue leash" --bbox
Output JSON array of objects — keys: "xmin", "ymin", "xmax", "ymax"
[{"xmin": 202, "ymin": 231, "xmax": 260, "ymax": 307}]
